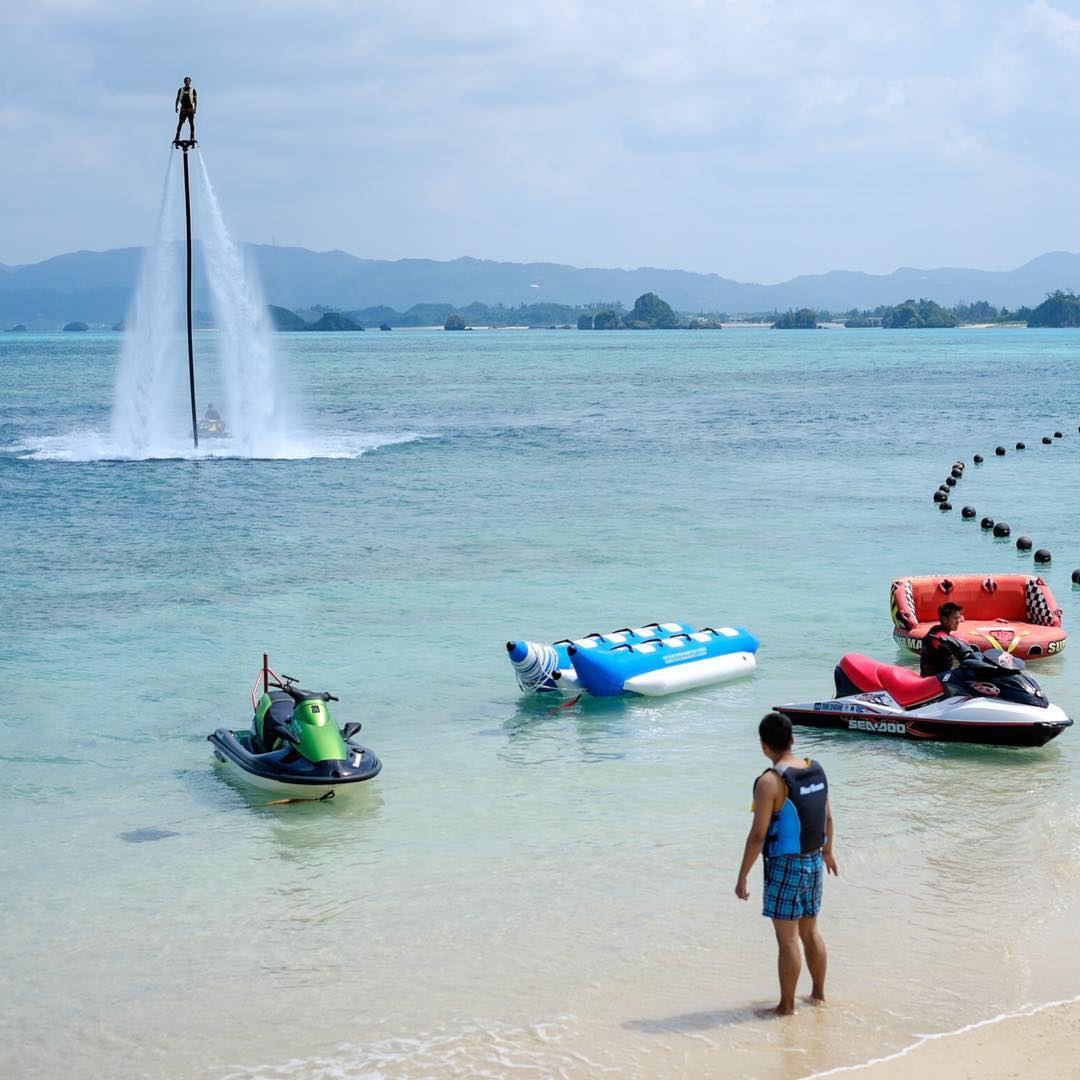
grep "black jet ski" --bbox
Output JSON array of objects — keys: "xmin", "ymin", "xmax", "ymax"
[{"xmin": 776, "ymin": 641, "xmax": 1071, "ymax": 747}]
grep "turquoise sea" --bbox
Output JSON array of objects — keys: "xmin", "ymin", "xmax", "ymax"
[{"xmin": 3, "ymin": 327, "xmax": 1080, "ymax": 1078}]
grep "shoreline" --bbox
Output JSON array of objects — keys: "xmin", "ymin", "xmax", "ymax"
[{"xmin": 802, "ymin": 996, "xmax": 1080, "ymax": 1079}]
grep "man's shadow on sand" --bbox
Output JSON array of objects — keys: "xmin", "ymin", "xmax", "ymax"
[{"xmin": 623, "ymin": 1005, "xmax": 769, "ymax": 1033}]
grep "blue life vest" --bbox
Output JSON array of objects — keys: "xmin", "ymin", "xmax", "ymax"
[{"xmin": 756, "ymin": 760, "xmax": 828, "ymax": 857}]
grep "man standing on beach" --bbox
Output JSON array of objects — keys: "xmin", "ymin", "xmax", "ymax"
[
  {"xmin": 174, "ymin": 77, "xmax": 197, "ymax": 143},
  {"xmin": 735, "ymin": 712, "xmax": 837, "ymax": 1016}
]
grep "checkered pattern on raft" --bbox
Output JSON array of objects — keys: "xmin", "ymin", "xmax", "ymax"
[
  {"xmin": 1025, "ymin": 578, "xmax": 1054, "ymax": 626},
  {"xmin": 903, "ymin": 580, "xmax": 916, "ymax": 625}
]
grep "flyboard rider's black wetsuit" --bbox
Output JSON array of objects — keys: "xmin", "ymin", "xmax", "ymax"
[
  {"xmin": 920, "ymin": 626, "xmax": 966, "ymax": 677},
  {"xmin": 175, "ymin": 82, "xmax": 197, "ymax": 143}
]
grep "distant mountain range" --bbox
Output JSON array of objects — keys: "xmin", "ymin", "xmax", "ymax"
[{"xmin": 3, "ymin": 245, "xmax": 1080, "ymax": 328}]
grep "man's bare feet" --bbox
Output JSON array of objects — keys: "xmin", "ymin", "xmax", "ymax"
[
  {"xmin": 803, "ymin": 993, "xmax": 826, "ymax": 1006},
  {"xmin": 756, "ymin": 1004, "xmax": 797, "ymax": 1018}
]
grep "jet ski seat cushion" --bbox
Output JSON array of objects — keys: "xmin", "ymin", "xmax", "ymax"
[
  {"xmin": 254, "ymin": 692, "xmax": 295, "ymax": 752},
  {"xmin": 838, "ymin": 654, "xmax": 888, "ymax": 692},
  {"xmin": 877, "ymin": 665, "xmax": 944, "ymax": 708}
]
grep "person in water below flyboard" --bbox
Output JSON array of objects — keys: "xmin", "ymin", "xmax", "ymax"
[
  {"xmin": 174, "ymin": 77, "xmax": 197, "ymax": 143},
  {"xmin": 920, "ymin": 601, "xmax": 966, "ymax": 677},
  {"xmin": 736, "ymin": 712, "xmax": 838, "ymax": 1017}
]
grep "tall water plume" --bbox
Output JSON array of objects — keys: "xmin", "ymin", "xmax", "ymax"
[
  {"xmin": 195, "ymin": 153, "xmax": 286, "ymax": 456},
  {"xmin": 108, "ymin": 150, "xmax": 289, "ymax": 459},
  {"xmin": 110, "ymin": 156, "xmax": 188, "ymax": 457}
]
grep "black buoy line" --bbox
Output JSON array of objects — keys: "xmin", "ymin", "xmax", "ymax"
[
  {"xmin": 175, "ymin": 138, "xmax": 200, "ymax": 449},
  {"xmin": 931, "ymin": 429, "xmax": 1079, "ymax": 574}
]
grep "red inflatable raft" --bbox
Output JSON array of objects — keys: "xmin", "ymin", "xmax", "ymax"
[{"xmin": 890, "ymin": 574, "xmax": 1065, "ymax": 661}]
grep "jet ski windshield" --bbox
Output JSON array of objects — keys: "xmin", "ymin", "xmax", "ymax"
[{"xmin": 960, "ymin": 646, "xmax": 1026, "ymax": 674}]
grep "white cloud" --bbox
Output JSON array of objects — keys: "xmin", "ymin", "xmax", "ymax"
[
  {"xmin": 1025, "ymin": 0, "xmax": 1080, "ymax": 56},
  {"xmin": 1, "ymin": 0, "xmax": 1079, "ymax": 278}
]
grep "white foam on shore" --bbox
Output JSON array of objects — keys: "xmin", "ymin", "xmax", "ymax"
[
  {"xmin": 11, "ymin": 429, "xmax": 432, "ymax": 462},
  {"xmin": 800, "ymin": 994, "xmax": 1080, "ymax": 1079},
  {"xmin": 214, "ymin": 1016, "xmax": 616, "ymax": 1079}
]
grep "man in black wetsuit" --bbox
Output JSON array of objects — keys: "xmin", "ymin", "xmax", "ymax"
[
  {"xmin": 174, "ymin": 77, "xmax": 197, "ymax": 143},
  {"xmin": 920, "ymin": 601, "xmax": 965, "ymax": 677}
]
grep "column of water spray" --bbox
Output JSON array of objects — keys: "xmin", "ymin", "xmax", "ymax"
[
  {"xmin": 110, "ymin": 156, "xmax": 187, "ymax": 457},
  {"xmin": 195, "ymin": 152, "xmax": 285, "ymax": 457}
]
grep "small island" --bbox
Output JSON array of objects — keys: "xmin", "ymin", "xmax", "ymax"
[
  {"xmin": 880, "ymin": 298, "xmax": 958, "ymax": 328},
  {"xmin": 772, "ymin": 308, "xmax": 819, "ymax": 329},
  {"xmin": 265, "ymin": 305, "xmax": 363, "ymax": 331},
  {"xmin": 579, "ymin": 292, "xmax": 707, "ymax": 330},
  {"xmin": 307, "ymin": 312, "xmax": 363, "ymax": 332},
  {"xmin": 1026, "ymin": 290, "xmax": 1080, "ymax": 328},
  {"xmin": 62, "ymin": 321, "xmax": 89, "ymax": 332}
]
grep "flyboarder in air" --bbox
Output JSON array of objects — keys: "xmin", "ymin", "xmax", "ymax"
[{"xmin": 174, "ymin": 77, "xmax": 197, "ymax": 145}]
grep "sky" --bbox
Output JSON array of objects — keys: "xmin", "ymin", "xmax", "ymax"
[{"xmin": 2, "ymin": 0, "xmax": 1080, "ymax": 282}]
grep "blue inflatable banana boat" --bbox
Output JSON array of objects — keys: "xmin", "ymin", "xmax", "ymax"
[
  {"xmin": 507, "ymin": 622, "xmax": 693, "ymax": 693},
  {"xmin": 507, "ymin": 623, "xmax": 758, "ymax": 697}
]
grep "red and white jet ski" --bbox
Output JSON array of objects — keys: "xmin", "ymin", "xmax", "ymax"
[{"xmin": 776, "ymin": 642, "xmax": 1071, "ymax": 747}]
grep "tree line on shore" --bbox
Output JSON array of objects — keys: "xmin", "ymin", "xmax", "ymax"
[
  {"xmin": 769, "ymin": 292, "xmax": 1080, "ymax": 329},
  {"xmin": 21, "ymin": 289, "xmax": 1080, "ymax": 334},
  {"xmin": 264, "ymin": 290, "xmax": 1080, "ymax": 332}
]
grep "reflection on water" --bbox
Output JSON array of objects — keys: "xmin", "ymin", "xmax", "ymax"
[{"xmin": 499, "ymin": 694, "xmax": 632, "ymax": 764}]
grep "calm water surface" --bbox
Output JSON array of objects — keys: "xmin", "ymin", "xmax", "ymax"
[{"xmin": 2, "ymin": 328, "xmax": 1080, "ymax": 1078}]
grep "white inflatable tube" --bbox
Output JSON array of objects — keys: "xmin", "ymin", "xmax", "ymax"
[{"xmin": 623, "ymin": 651, "xmax": 758, "ymax": 696}]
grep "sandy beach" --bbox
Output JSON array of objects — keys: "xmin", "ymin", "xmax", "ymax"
[{"xmin": 808, "ymin": 997, "xmax": 1080, "ymax": 1079}]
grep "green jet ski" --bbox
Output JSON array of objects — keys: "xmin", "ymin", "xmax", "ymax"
[{"xmin": 208, "ymin": 655, "xmax": 381, "ymax": 800}]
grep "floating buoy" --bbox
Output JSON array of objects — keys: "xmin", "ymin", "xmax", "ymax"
[
  {"xmin": 973, "ymin": 454, "xmax": 984, "ymax": 463},
  {"xmin": 1016, "ymin": 536, "xmax": 1033, "ymax": 551},
  {"xmin": 1042, "ymin": 436, "xmax": 1052, "ymax": 444},
  {"xmin": 981, "ymin": 516, "xmax": 995, "ymax": 529},
  {"xmin": 951, "ymin": 468, "xmax": 962, "ymax": 479},
  {"xmin": 945, "ymin": 476, "xmax": 957, "ymax": 487},
  {"xmin": 1055, "ymin": 431, "xmax": 1063, "ymax": 438},
  {"xmin": 993, "ymin": 522, "xmax": 1011, "ymax": 537},
  {"xmin": 962, "ymin": 506, "xmax": 976, "ymax": 518},
  {"xmin": 938, "ymin": 484, "xmax": 950, "ymax": 493},
  {"xmin": 953, "ymin": 461, "xmax": 965, "ymax": 471},
  {"xmin": 1016, "ymin": 442, "xmax": 1026, "ymax": 450},
  {"xmin": 939, "ymin": 501, "xmax": 952, "ymax": 511},
  {"xmin": 995, "ymin": 446, "xmax": 1006, "ymax": 455},
  {"xmin": 1072, "ymin": 569, "xmax": 1080, "ymax": 584},
  {"xmin": 933, "ymin": 491, "xmax": 948, "ymax": 503},
  {"xmin": 1034, "ymin": 549, "xmax": 1051, "ymax": 563}
]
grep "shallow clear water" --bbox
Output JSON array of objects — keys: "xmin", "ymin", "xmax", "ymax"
[{"xmin": 2, "ymin": 328, "xmax": 1080, "ymax": 1078}]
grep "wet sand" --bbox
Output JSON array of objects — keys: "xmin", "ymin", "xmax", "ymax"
[{"xmin": 810, "ymin": 997, "xmax": 1080, "ymax": 1079}]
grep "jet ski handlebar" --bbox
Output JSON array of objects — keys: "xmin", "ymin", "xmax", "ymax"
[{"xmin": 283, "ymin": 684, "xmax": 338, "ymax": 703}]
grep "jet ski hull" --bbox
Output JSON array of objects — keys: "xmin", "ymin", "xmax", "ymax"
[
  {"xmin": 775, "ymin": 697, "xmax": 1072, "ymax": 747},
  {"xmin": 208, "ymin": 728, "xmax": 381, "ymax": 798}
]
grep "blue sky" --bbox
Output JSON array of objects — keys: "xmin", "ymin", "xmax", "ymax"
[{"xmin": 3, "ymin": 0, "xmax": 1080, "ymax": 281}]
